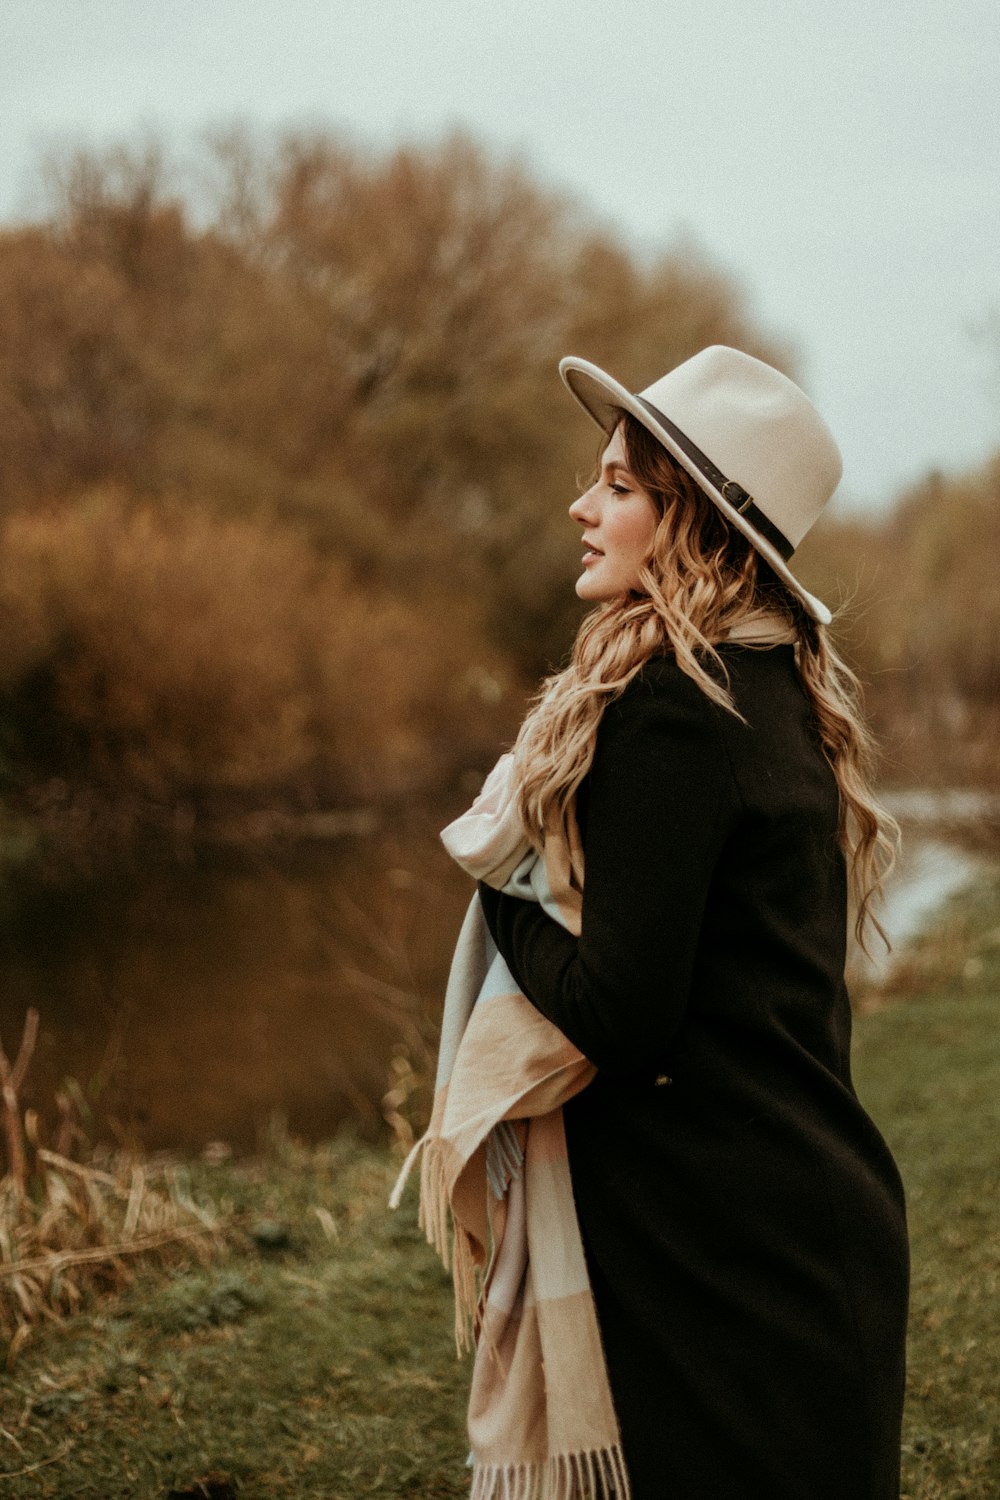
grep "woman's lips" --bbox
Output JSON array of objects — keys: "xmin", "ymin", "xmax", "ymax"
[{"xmin": 582, "ymin": 546, "xmax": 603, "ymax": 564}]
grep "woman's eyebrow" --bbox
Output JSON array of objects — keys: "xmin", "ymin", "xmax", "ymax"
[{"xmin": 602, "ymin": 459, "xmax": 634, "ymax": 479}]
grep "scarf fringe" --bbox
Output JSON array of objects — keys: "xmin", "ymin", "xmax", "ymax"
[
  {"xmin": 387, "ymin": 1129, "xmax": 426, "ymax": 1212},
  {"xmin": 390, "ymin": 1131, "xmax": 480, "ymax": 1353},
  {"xmin": 485, "ymin": 1119, "xmax": 525, "ymax": 1198},
  {"xmin": 470, "ymin": 1443, "xmax": 632, "ymax": 1500}
]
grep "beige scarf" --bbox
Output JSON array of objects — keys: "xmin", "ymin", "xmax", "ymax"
[{"xmin": 390, "ymin": 747, "xmax": 627, "ymax": 1499}]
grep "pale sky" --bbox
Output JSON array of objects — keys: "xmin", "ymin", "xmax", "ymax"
[{"xmin": 2, "ymin": 0, "xmax": 998, "ymax": 514}]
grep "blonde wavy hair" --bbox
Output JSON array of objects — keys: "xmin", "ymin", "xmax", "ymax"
[{"xmin": 512, "ymin": 410, "xmax": 899, "ymax": 952}]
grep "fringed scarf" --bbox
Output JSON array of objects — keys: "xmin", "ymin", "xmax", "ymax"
[{"xmin": 390, "ymin": 748, "xmax": 629, "ymax": 1500}]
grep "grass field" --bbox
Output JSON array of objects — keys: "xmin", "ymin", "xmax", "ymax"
[
  {"xmin": 1, "ymin": 873, "xmax": 999, "ymax": 1499},
  {"xmin": 853, "ymin": 870, "xmax": 1000, "ymax": 1499}
]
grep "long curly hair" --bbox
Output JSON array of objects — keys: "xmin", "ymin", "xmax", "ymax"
[{"xmin": 512, "ymin": 408, "xmax": 898, "ymax": 951}]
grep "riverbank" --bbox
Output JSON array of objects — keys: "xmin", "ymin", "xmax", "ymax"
[
  {"xmin": 1, "ymin": 787, "xmax": 992, "ymax": 1159},
  {"xmin": 2, "ymin": 871, "xmax": 999, "ymax": 1499}
]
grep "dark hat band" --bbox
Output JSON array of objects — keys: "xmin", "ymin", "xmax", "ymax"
[{"xmin": 635, "ymin": 396, "xmax": 795, "ymax": 562}]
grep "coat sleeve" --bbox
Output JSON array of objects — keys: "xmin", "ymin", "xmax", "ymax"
[{"xmin": 477, "ymin": 661, "xmax": 741, "ymax": 1074}]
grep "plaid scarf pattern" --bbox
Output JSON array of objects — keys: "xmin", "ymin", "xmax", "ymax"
[{"xmin": 390, "ymin": 750, "xmax": 630, "ymax": 1500}]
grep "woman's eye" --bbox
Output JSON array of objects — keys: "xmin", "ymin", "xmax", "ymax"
[{"xmin": 609, "ymin": 482, "xmax": 631, "ymax": 496}]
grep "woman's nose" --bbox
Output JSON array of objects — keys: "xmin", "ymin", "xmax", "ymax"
[{"xmin": 569, "ymin": 489, "xmax": 597, "ymax": 524}]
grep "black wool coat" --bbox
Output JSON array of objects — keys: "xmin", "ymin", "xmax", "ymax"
[{"xmin": 478, "ymin": 644, "xmax": 909, "ymax": 1500}]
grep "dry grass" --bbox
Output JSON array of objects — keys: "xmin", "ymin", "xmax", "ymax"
[
  {"xmin": 0, "ymin": 1008, "xmax": 232, "ymax": 1359},
  {"xmin": 0, "ymin": 1138, "xmax": 468, "ymax": 1499}
]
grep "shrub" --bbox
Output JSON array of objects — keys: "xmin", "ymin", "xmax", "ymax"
[{"xmin": 0, "ymin": 490, "xmax": 522, "ymax": 834}]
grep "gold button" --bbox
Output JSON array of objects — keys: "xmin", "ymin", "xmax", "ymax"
[{"xmin": 654, "ymin": 1073, "xmax": 672, "ymax": 1087}]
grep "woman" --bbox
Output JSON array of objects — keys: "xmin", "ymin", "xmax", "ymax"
[{"xmin": 472, "ymin": 346, "xmax": 910, "ymax": 1500}]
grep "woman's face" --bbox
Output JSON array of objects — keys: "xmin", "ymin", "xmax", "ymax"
[{"xmin": 569, "ymin": 424, "xmax": 660, "ymax": 601}]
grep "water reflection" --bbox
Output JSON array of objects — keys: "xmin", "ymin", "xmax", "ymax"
[
  {"xmin": 847, "ymin": 834, "xmax": 982, "ymax": 988},
  {"xmin": 0, "ymin": 806, "xmax": 472, "ymax": 1152},
  {"xmin": 0, "ymin": 790, "xmax": 990, "ymax": 1153}
]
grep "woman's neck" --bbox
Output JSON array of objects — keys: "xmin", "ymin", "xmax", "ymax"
[{"xmin": 725, "ymin": 609, "xmax": 798, "ymax": 646}]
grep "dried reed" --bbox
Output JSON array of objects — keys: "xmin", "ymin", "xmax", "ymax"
[{"xmin": 0, "ymin": 1008, "xmax": 234, "ymax": 1355}]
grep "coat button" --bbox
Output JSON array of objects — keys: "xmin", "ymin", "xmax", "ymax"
[{"xmin": 653, "ymin": 1073, "xmax": 672, "ymax": 1087}]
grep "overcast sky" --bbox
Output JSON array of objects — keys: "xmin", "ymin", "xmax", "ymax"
[{"xmin": 2, "ymin": 0, "xmax": 998, "ymax": 513}]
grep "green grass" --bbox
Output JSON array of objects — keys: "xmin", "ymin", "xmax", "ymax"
[
  {"xmin": 2, "ymin": 873, "xmax": 1000, "ymax": 1498},
  {"xmin": 0, "ymin": 1142, "xmax": 469, "ymax": 1499},
  {"xmin": 853, "ymin": 870, "xmax": 1000, "ymax": 1499}
]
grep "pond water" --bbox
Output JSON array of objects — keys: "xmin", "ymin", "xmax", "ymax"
[
  {"xmin": 0, "ymin": 789, "xmax": 988, "ymax": 1153},
  {"xmin": 846, "ymin": 835, "xmax": 983, "ymax": 987},
  {"xmin": 0, "ymin": 804, "xmax": 473, "ymax": 1153}
]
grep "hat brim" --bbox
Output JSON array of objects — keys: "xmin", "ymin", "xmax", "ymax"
[{"xmin": 559, "ymin": 356, "xmax": 832, "ymax": 627}]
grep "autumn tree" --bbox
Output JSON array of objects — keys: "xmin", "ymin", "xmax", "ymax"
[{"xmin": 0, "ymin": 127, "xmax": 813, "ymax": 846}]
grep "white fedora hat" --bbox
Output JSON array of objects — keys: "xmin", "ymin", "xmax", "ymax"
[{"xmin": 559, "ymin": 345, "xmax": 842, "ymax": 625}]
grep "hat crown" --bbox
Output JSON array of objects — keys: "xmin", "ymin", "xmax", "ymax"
[{"xmin": 638, "ymin": 346, "xmax": 842, "ymax": 547}]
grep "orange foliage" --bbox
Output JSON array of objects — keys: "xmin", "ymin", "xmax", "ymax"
[
  {"xmin": 794, "ymin": 457, "xmax": 1000, "ymax": 786},
  {"xmin": 0, "ymin": 492, "xmax": 520, "ymax": 822},
  {"xmin": 8, "ymin": 125, "xmax": 985, "ymax": 845}
]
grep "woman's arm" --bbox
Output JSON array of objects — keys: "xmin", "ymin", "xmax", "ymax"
[{"xmin": 478, "ymin": 659, "xmax": 741, "ymax": 1074}]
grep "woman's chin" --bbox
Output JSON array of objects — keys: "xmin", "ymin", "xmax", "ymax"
[{"xmin": 575, "ymin": 570, "xmax": 608, "ymax": 601}]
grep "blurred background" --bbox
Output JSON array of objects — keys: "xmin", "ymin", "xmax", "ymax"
[{"xmin": 0, "ymin": 0, "xmax": 998, "ymax": 1153}]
